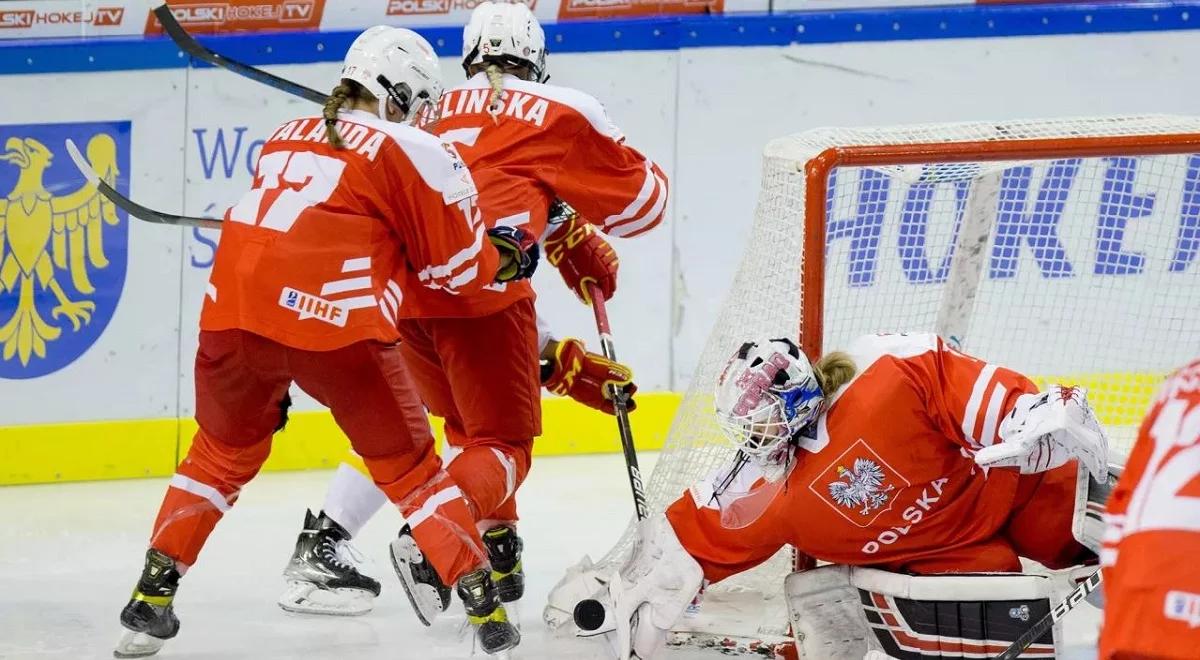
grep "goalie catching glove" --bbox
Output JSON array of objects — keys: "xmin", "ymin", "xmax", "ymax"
[
  {"xmin": 974, "ymin": 385, "xmax": 1109, "ymax": 477},
  {"xmin": 544, "ymin": 201, "xmax": 619, "ymax": 306},
  {"xmin": 488, "ymin": 226, "xmax": 540, "ymax": 282},
  {"xmin": 542, "ymin": 337, "xmax": 637, "ymax": 414},
  {"xmin": 573, "ymin": 514, "xmax": 704, "ymax": 660}
]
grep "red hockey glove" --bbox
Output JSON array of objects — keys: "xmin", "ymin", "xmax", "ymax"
[
  {"xmin": 543, "ymin": 202, "xmax": 619, "ymax": 306},
  {"xmin": 541, "ymin": 337, "xmax": 637, "ymax": 415},
  {"xmin": 488, "ymin": 226, "xmax": 540, "ymax": 282}
]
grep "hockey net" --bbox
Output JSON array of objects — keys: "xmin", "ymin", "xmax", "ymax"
[{"xmin": 591, "ymin": 115, "xmax": 1200, "ymax": 648}]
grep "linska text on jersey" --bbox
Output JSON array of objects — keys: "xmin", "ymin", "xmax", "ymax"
[{"xmin": 439, "ymin": 88, "xmax": 551, "ymax": 127}]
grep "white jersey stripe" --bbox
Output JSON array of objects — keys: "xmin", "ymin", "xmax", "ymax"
[
  {"xmin": 341, "ymin": 257, "xmax": 371, "ymax": 273},
  {"xmin": 418, "ymin": 226, "xmax": 485, "ymax": 283},
  {"xmin": 169, "ymin": 474, "xmax": 232, "ymax": 513},
  {"xmin": 386, "ymin": 280, "xmax": 404, "ymax": 306},
  {"xmin": 962, "ymin": 364, "xmax": 998, "ymax": 448},
  {"xmin": 602, "ymin": 161, "xmax": 656, "ymax": 229},
  {"xmin": 382, "ymin": 289, "xmax": 399, "ymax": 316},
  {"xmin": 407, "ymin": 485, "xmax": 465, "ymax": 529},
  {"xmin": 607, "ymin": 170, "xmax": 666, "ymax": 238},
  {"xmin": 378, "ymin": 299, "xmax": 396, "ymax": 326},
  {"xmin": 980, "ymin": 384, "xmax": 1007, "ymax": 447},
  {"xmin": 321, "ymin": 276, "xmax": 372, "ymax": 296},
  {"xmin": 446, "ymin": 264, "xmax": 481, "ymax": 291}
]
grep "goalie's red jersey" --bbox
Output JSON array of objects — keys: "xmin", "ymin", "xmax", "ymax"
[
  {"xmin": 667, "ymin": 333, "xmax": 1087, "ymax": 581},
  {"xmin": 199, "ymin": 109, "xmax": 497, "ymax": 351},
  {"xmin": 1100, "ymin": 359, "xmax": 1200, "ymax": 660},
  {"xmin": 402, "ymin": 71, "xmax": 669, "ymax": 319}
]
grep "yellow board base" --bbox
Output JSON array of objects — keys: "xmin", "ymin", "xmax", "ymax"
[{"xmin": 0, "ymin": 392, "xmax": 683, "ymax": 486}]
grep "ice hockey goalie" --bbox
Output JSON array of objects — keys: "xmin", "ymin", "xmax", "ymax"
[{"xmin": 561, "ymin": 333, "xmax": 1113, "ymax": 660}]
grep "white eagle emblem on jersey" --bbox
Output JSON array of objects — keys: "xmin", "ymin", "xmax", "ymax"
[{"xmin": 828, "ymin": 458, "xmax": 895, "ymax": 516}]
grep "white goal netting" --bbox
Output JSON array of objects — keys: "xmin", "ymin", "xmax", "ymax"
[{"xmin": 594, "ymin": 115, "xmax": 1200, "ymax": 641}]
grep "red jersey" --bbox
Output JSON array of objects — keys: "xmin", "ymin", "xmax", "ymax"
[
  {"xmin": 403, "ymin": 72, "xmax": 669, "ymax": 319},
  {"xmin": 1100, "ymin": 359, "xmax": 1200, "ymax": 660},
  {"xmin": 200, "ymin": 109, "xmax": 498, "ymax": 351},
  {"xmin": 667, "ymin": 333, "xmax": 1047, "ymax": 582}
]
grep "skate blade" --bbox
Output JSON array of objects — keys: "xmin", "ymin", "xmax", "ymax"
[
  {"xmin": 390, "ymin": 537, "xmax": 446, "ymax": 626},
  {"xmin": 113, "ymin": 629, "xmax": 165, "ymax": 658},
  {"xmin": 277, "ymin": 580, "xmax": 375, "ymax": 617},
  {"xmin": 502, "ymin": 599, "xmax": 522, "ymax": 632}
]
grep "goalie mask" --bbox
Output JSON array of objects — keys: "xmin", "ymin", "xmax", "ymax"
[
  {"xmin": 707, "ymin": 338, "xmax": 826, "ymax": 529},
  {"xmin": 715, "ymin": 337, "xmax": 825, "ymax": 464}
]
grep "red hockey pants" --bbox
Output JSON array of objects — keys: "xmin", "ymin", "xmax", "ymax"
[
  {"xmin": 397, "ymin": 298, "xmax": 541, "ymax": 526},
  {"xmin": 149, "ymin": 329, "xmax": 484, "ymax": 585}
]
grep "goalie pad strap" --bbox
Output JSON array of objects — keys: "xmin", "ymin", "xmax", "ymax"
[{"xmin": 785, "ymin": 566, "xmax": 1061, "ymax": 660}]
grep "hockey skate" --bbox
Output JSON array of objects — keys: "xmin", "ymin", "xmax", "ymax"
[
  {"xmin": 114, "ymin": 549, "xmax": 181, "ymax": 658},
  {"xmin": 482, "ymin": 525, "xmax": 525, "ymax": 603},
  {"xmin": 390, "ymin": 524, "xmax": 453, "ymax": 626},
  {"xmin": 458, "ymin": 568, "xmax": 521, "ymax": 656},
  {"xmin": 278, "ymin": 509, "xmax": 381, "ymax": 616}
]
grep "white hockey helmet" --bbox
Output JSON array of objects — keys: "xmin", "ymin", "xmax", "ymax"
[
  {"xmin": 341, "ymin": 26, "xmax": 442, "ymax": 123},
  {"xmin": 714, "ymin": 338, "xmax": 826, "ymax": 463},
  {"xmin": 461, "ymin": 2, "xmax": 548, "ymax": 83}
]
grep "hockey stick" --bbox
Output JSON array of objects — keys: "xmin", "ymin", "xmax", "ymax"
[
  {"xmin": 587, "ymin": 281, "xmax": 649, "ymax": 521},
  {"xmin": 993, "ymin": 569, "xmax": 1102, "ymax": 660},
  {"xmin": 152, "ymin": 3, "xmax": 327, "ymax": 105},
  {"xmin": 65, "ymin": 139, "xmax": 222, "ymax": 230}
]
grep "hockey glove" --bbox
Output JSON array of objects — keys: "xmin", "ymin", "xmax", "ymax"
[
  {"xmin": 974, "ymin": 385, "xmax": 1109, "ymax": 477},
  {"xmin": 577, "ymin": 515, "xmax": 704, "ymax": 660},
  {"xmin": 542, "ymin": 337, "xmax": 637, "ymax": 414},
  {"xmin": 488, "ymin": 226, "xmax": 540, "ymax": 282},
  {"xmin": 544, "ymin": 201, "xmax": 619, "ymax": 306}
]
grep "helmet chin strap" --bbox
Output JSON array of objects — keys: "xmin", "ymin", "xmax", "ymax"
[{"xmin": 377, "ymin": 96, "xmax": 390, "ymax": 122}]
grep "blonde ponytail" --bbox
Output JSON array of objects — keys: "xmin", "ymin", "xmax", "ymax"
[
  {"xmin": 813, "ymin": 351, "xmax": 856, "ymax": 395},
  {"xmin": 323, "ymin": 82, "xmax": 354, "ymax": 149},
  {"xmin": 484, "ymin": 63, "xmax": 505, "ymax": 123}
]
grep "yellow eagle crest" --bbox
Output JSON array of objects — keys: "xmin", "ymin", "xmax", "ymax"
[{"xmin": 0, "ymin": 134, "xmax": 120, "ymax": 366}]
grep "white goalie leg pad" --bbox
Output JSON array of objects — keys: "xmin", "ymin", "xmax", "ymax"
[{"xmin": 786, "ymin": 566, "xmax": 1062, "ymax": 660}]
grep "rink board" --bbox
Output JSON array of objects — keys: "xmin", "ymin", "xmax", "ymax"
[{"xmin": 2, "ymin": 4, "xmax": 1199, "ymax": 484}]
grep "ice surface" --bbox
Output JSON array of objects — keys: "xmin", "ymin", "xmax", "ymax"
[{"xmin": 0, "ymin": 453, "xmax": 1099, "ymax": 659}]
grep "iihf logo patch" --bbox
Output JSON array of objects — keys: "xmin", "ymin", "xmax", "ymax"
[{"xmin": 1009, "ymin": 605, "xmax": 1030, "ymax": 622}]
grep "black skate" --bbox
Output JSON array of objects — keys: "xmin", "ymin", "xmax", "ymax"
[
  {"xmin": 389, "ymin": 524, "xmax": 453, "ymax": 626},
  {"xmin": 457, "ymin": 568, "xmax": 520, "ymax": 656},
  {"xmin": 278, "ymin": 509, "xmax": 381, "ymax": 616},
  {"xmin": 113, "ymin": 549, "xmax": 181, "ymax": 658},
  {"xmin": 482, "ymin": 525, "xmax": 524, "ymax": 603}
]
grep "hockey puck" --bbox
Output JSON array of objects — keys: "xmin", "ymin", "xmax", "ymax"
[{"xmin": 573, "ymin": 598, "xmax": 607, "ymax": 631}]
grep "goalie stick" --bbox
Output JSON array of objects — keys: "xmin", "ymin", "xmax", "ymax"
[
  {"xmin": 152, "ymin": 3, "xmax": 327, "ymax": 105},
  {"xmin": 65, "ymin": 139, "xmax": 222, "ymax": 230},
  {"xmin": 993, "ymin": 569, "xmax": 1102, "ymax": 660},
  {"xmin": 587, "ymin": 279, "xmax": 650, "ymax": 521}
]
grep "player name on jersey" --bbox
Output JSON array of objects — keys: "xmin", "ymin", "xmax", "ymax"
[
  {"xmin": 267, "ymin": 118, "xmax": 388, "ymax": 160},
  {"xmin": 438, "ymin": 88, "xmax": 551, "ymax": 127}
]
